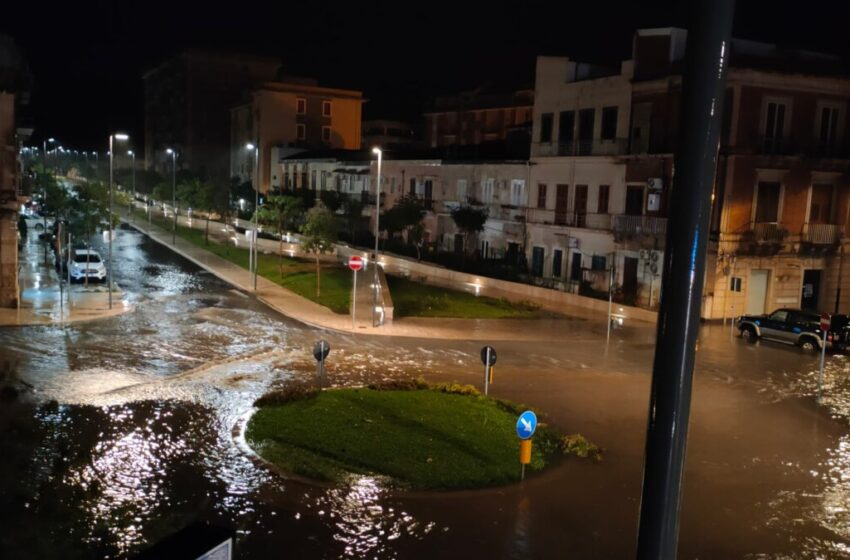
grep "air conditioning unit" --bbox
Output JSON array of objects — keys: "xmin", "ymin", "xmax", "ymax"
[{"xmin": 647, "ymin": 177, "xmax": 663, "ymax": 191}]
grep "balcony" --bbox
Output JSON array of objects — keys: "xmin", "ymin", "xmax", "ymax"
[
  {"xmin": 526, "ymin": 208, "xmax": 613, "ymax": 230},
  {"xmin": 534, "ymin": 138, "xmax": 628, "ymax": 157},
  {"xmin": 750, "ymin": 222, "xmax": 787, "ymax": 243},
  {"xmin": 802, "ymin": 223, "xmax": 841, "ymax": 244},
  {"xmin": 612, "ymin": 215, "xmax": 667, "ymax": 237}
]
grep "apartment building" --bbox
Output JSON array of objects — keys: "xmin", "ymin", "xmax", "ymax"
[
  {"xmin": 231, "ymin": 78, "xmax": 363, "ymax": 194},
  {"xmin": 143, "ymin": 50, "xmax": 281, "ymax": 183},
  {"xmin": 621, "ymin": 28, "xmax": 850, "ymax": 318}
]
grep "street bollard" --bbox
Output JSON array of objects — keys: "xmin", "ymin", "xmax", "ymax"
[
  {"xmin": 313, "ymin": 340, "xmax": 331, "ymax": 387},
  {"xmin": 480, "ymin": 345, "xmax": 497, "ymax": 396}
]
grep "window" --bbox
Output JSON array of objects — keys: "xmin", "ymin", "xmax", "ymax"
[
  {"xmin": 597, "ymin": 185, "xmax": 610, "ymax": 214},
  {"xmin": 531, "ymin": 247, "xmax": 545, "ymax": 276},
  {"xmin": 552, "ymin": 249, "xmax": 563, "ymax": 278},
  {"xmin": 481, "ymin": 178, "xmax": 495, "ymax": 203},
  {"xmin": 296, "ymin": 123, "xmax": 306, "ymax": 140},
  {"xmin": 592, "ymin": 255, "xmax": 607, "ymax": 271},
  {"xmin": 817, "ymin": 103, "xmax": 843, "ymax": 154},
  {"xmin": 558, "ymin": 111, "xmax": 575, "ymax": 143},
  {"xmin": 311, "ymin": 170, "xmax": 317, "ymax": 189},
  {"xmin": 540, "ymin": 113, "xmax": 554, "ymax": 142},
  {"xmin": 763, "ymin": 99, "xmax": 787, "ymax": 153},
  {"xmin": 755, "ymin": 181, "xmax": 781, "ymax": 222},
  {"xmin": 578, "ymin": 109, "xmax": 595, "ymax": 141},
  {"xmin": 730, "ymin": 277, "xmax": 742, "ymax": 292},
  {"xmin": 296, "ymin": 98, "xmax": 306, "ymax": 114},
  {"xmin": 510, "ymin": 180, "xmax": 525, "ymax": 206},
  {"xmin": 768, "ymin": 309, "xmax": 789, "ymax": 323},
  {"xmin": 537, "ymin": 184, "xmax": 547, "ymax": 209},
  {"xmin": 457, "ymin": 179, "xmax": 468, "ymax": 202},
  {"xmin": 601, "ymin": 107, "xmax": 618, "ymax": 140},
  {"xmin": 322, "ymin": 100, "xmax": 332, "ymax": 117},
  {"xmin": 321, "ymin": 126, "xmax": 331, "ymax": 142}
]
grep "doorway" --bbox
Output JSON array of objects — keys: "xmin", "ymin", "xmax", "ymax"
[
  {"xmin": 623, "ymin": 257, "xmax": 638, "ymax": 303},
  {"xmin": 574, "ymin": 185, "xmax": 588, "ymax": 227},
  {"xmin": 555, "ymin": 185, "xmax": 569, "ymax": 225},
  {"xmin": 570, "ymin": 252, "xmax": 582, "ymax": 282},
  {"xmin": 801, "ymin": 269, "xmax": 822, "ymax": 311},
  {"xmin": 746, "ymin": 269, "xmax": 770, "ymax": 315},
  {"xmin": 625, "ymin": 186, "xmax": 644, "ymax": 216}
]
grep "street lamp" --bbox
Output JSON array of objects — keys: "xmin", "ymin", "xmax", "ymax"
[
  {"xmin": 108, "ymin": 133, "xmax": 129, "ymax": 310},
  {"xmin": 371, "ymin": 146, "xmax": 382, "ymax": 327},
  {"xmin": 245, "ymin": 142, "xmax": 259, "ymax": 292},
  {"xmin": 127, "ymin": 150, "xmax": 136, "ymax": 222},
  {"xmin": 166, "ymin": 148, "xmax": 177, "ymax": 244},
  {"xmin": 40, "ymin": 137, "xmax": 56, "ymax": 263}
]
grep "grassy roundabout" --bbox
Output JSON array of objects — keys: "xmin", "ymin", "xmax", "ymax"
[{"xmin": 246, "ymin": 382, "xmax": 601, "ymax": 490}]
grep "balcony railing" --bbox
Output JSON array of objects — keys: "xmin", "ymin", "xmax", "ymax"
[
  {"xmin": 751, "ymin": 222, "xmax": 787, "ymax": 243},
  {"xmin": 526, "ymin": 208, "xmax": 613, "ymax": 230},
  {"xmin": 802, "ymin": 223, "xmax": 841, "ymax": 244},
  {"xmin": 612, "ymin": 215, "xmax": 667, "ymax": 236},
  {"xmin": 534, "ymin": 138, "xmax": 629, "ymax": 157}
]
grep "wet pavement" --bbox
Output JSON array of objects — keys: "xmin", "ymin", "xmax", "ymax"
[{"xmin": 1, "ymin": 226, "xmax": 849, "ymax": 558}]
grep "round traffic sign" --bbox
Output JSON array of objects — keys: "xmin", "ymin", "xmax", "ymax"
[
  {"xmin": 516, "ymin": 410, "xmax": 537, "ymax": 440},
  {"xmin": 821, "ymin": 313, "xmax": 831, "ymax": 332},
  {"xmin": 348, "ymin": 255, "xmax": 364, "ymax": 271},
  {"xmin": 480, "ymin": 345, "xmax": 497, "ymax": 366},
  {"xmin": 313, "ymin": 340, "xmax": 330, "ymax": 361}
]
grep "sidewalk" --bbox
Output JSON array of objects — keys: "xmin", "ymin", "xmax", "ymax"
[
  {"xmin": 126, "ymin": 214, "xmax": 601, "ymax": 341},
  {"xmin": 0, "ymin": 234, "xmax": 133, "ymax": 327}
]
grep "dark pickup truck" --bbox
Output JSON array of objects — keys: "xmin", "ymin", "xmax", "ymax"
[{"xmin": 736, "ymin": 308, "xmax": 850, "ymax": 353}]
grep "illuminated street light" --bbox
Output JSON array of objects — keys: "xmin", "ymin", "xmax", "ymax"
[
  {"xmin": 371, "ymin": 146, "xmax": 382, "ymax": 326},
  {"xmin": 245, "ymin": 142, "xmax": 259, "ymax": 292},
  {"xmin": 166, "ymin": 148, "xmax": 177, "ymax": 244},
  {"xmin": 108, "ymin": 133, "xmax": 130, "ymax": 310}
]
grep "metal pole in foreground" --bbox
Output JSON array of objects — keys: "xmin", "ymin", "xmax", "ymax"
[
  {"xmin": 171, "ymin": 151, "xmax": 177, "ymax": 245},
  {"xmin": 635, "ymin": 2, "xmax": 734, "ymax": 559},
  {"xmin": 352, "ymin": 269, "xmax": 357, "ymax": 328}
]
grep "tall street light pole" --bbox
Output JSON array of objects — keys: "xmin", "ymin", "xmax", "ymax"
[
  {"xmin": 166, "ymin": 149, "xmax": 177, "ymax": 244},
  {"xmin": 41, "ymin": 137, "xmax": 56, "ymax": 263},
  {"xmin": 127, "ymin": 150, "xmax": 136, "ymax": 221},
  {"xmin": 246, "ymin": 143, "xmax": 260, "ymax": 292},
  {"xmin": 108, "ymin": 133, "xmax": 129, "ymax": 310},
  {"xmin": 371, "ymin": 147, "xmax": 382, "ymax": 327}
]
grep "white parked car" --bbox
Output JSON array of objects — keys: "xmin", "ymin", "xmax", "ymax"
[{"xmin": 69, "ymin": 249, "xmax": 107, "ymax": 283}]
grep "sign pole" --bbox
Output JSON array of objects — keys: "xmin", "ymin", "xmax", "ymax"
[
  {"xmin": 352, "ymin": 268, "xmax": 357, "ymax": 328},
  {"xmin": 606, "ymin": 265, "xmax": 613, "ymax": 347},
  {"xmin": 818, "ymin": 313, "xmax": 830, "ymax": 404},
  {"xmin": 484, "ymin": 347, "xmax": 490, "ymax": 396}
]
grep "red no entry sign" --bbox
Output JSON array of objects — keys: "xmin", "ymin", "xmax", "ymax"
[
  {"xmin": 348, "ymin": 255, "xmax": 364, "ymax": 271},
  {"xmin": 821, "ymin": 313, "xmax": 831, "ymax": 332}
]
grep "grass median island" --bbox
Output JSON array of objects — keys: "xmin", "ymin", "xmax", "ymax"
[
  {"xmin": 131, "ymin": 209, "xmax": 351, "ymax": 313},
  {"xmin": 245, "ymin": 383, "xmax": 579, "ymax": 490},
  {"xmin": 386, "ymin": 275, "xmax": 554, "ymax": 319}
]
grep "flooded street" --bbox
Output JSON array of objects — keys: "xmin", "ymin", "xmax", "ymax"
[{"xmin": 1, "ymin": 227, "xmax": 849, "ymax": 558}]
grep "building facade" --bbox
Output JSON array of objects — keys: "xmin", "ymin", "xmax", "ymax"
[
  {"xmin": 231, "ymin": 80, "xmax": 363, "ymax": 194},
  {"xmin": 143, "ymin": 50, "xmax": 280, "ymax": 184}
]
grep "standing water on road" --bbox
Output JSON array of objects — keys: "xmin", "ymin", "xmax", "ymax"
[{"xmin": 1, "ymin": 228, "xmax": 849, "ymax": 558}]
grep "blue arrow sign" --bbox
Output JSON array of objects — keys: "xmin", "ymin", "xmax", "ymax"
[{"xmin": 516, "ymin": 410, "xmax": 538, "ymax": 440}]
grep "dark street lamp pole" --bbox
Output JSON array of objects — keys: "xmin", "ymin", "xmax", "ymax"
[
  {"xmin": 166, "ymin": 148, "xmax": 177, "ymax": 244},
  {"xmin": 635, "ymin": 1, "xmax": 735, "ymax": 558}
]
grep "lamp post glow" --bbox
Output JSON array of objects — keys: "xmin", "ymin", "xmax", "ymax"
[
  {"xmin": 371, "ymin": 147, "xmax": 382, "ymax": 326},
  {"xmin": 246, "ymin": 142, "xmax": 259, "ymax": 292},
  {"xmin": 108, "ymin": 133, "xmax": 130, "ymax": 310},
  {"xmin": 166, "ymin": 148, "xmax": 177, "ymax": 244}
]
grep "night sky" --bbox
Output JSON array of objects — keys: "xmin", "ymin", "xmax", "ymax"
[{"xmin": 2, "ymin": 0, "xmax": 849, "ymax": 153}]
